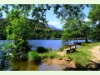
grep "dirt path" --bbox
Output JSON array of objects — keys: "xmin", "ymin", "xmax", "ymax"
[
  {"xmin": 56, "ymin": 50, "xmax": 66, "ymax": 56},
  {"xmin": 90, "ymin": 46, "xmax": 100, "ymax": 63}
]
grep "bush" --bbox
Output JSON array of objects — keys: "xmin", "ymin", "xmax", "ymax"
[
  {"xmin": 36, "ymin": 46, "xmax": 49, "ymax": 53},
  {"xmin": 28, "ymin": 51, "xmax": 41, "ymax": 64},
  {"xmin": 74, "ymin": 42, "xmax": 82, "ymax": 45}
]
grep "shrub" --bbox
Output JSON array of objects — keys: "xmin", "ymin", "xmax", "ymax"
[
  {"xmin": 28, "ymin": 51, "xmax": 41, "ymax": 64},
  {"xmin": 36, "ymin": 46, "xmax": 49, "ymax": 53},
  {"xmin": 74, "ymin": 42, "xmax": 82, "ymax": 45}
]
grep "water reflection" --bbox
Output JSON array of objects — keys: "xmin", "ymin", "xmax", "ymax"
[
  {"xmin": 11, "ymin": 60, "xmax": 62, "ymax": 71},
  {"xmin": 11, "ymin": 61, "xmax": 38, "ymax": 71},
  {"xmin": 37, "ymin": 63, "xmax": 62, "ymax": 71}
]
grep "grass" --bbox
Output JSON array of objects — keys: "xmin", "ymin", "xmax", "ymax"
[
  {"xmin": 66, "ymin": 42, "xmax": 100, "ymax": 66},
  {"xmin": 39, "ymin": 51, "xmax": 62, "ymax": 59},
  {"xmin": 28, "ymin": 50, "xmax": 62, "ymax": 64},
  {"xmin": 28, "ymin": 51, "xmax": 41, "ymax": 64}
]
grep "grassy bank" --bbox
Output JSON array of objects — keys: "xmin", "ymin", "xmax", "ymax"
[
  {"xmin": 28, "ymin": 46, "xmax": 62, "ymax": 64},
  {"xmin": 39, "ymin": 51, "xmax": 62, "ymax": 59},
  {"xmin": 66, "ymin": 42, "xmax": 100, "ymax": 66},
  {"xmin": 28, "ymin": 42, "xmax": 100, "ymax": 67}
]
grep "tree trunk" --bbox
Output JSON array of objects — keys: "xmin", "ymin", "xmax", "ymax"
[{"xmin": 85, "ymin": 34, "xmax": 88, "ymax": 43}]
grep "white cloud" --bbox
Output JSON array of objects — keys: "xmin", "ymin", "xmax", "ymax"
[
  {"xmin": 48, "ymin": 21, "xmax": 61, "ymax": 25},
  {"xmin": 48, "ymin": 21, "xmax": 63, "ymax": 29},
  {"xmin": 84, "ymin": 18, "xmax": 90, "ymax": 22}
]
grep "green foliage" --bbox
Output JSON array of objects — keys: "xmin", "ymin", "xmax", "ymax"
[
  {"xmin": 4, "ymin": 9, "xmax": 32, "ymax": 60},
  {"xmin": 80, "ymin": 22, "xmax": 91, "ymax": 42},
  {"xmin": 88, "ymin": 5, "xmax": 100, "ymax": 41},
  {"xmin": 6, "ymin": 16, "xmax": 31, "ymax": 60},
  {"xmin": 62, "ymin": 18, "xmax": 91, "ymax": 43},
  {"xmin": 28, "ymin": 51, "xmax": 41, "ymax": 64},
  {"xmin": 36, "ymin": 46, "xmax": 49, "ymax": 53},
  {"xmin": 0, "ymin": 42, "xmax": 3, "ymax": 49},
  {"xmin": 88, "ymin": 5, "xmax": 100, "ymax": 22},
  {"xmin": 62, "ymin": 19, "xmax": 81, "ymax": 42},
  {"xmin": 39, "ymin": 51, "xmax": 61, "ymax": 59},
  {"xmin": 0, "ymin": 19, "xmax": 8, "ymax": 40},
  {"xmin": 0, "ymin": 42, "xmax": 10, "ymax": 70},
  {"xmin": 53, "ymin": 4, "xmax": 89, "ymax": 20},
  {"xmin": 0, "ymin": 19, "xmax": 62, "ymax": 40}
]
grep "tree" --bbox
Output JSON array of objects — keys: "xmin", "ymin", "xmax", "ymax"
[
  {"xmin": 80, "ymin": 21, "xmax": 91, "ymax": 42},
  {"xmin": 53, "ymin": 4, "xmax": 88, "ymax": 21},
  {"xmin": 61, "ymin": 18, "xmax": 81, "ymax": 42},
  {"xmin": 52, "ymin": 4, "xmax": 90, "ymax": 42},
  {"xmin": 0, "ymin": 19, "xmax": 8, "ymax": 40},
  {"xmin": 88, "ymin": 5, "xmax": 100, "ymax": 41},
  {"xmin": 1, "ymin": 4, "xmax": 50, "ymax": 60},
  {"xmin": 6, "ymin": 10, "xmax": 32, "ymax": 60}
]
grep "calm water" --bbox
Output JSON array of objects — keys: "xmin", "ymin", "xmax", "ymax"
[{"xmin": 0, "ymin": 39, "xmax": 87, "ymax": 50}]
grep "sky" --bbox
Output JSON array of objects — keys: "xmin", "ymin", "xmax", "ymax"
[
  {"xmin": 46, "ymin": 7, "xmax": 90, "ymax": 29},
  {"xmin": 0, "ymin": 4, "xmax": 90, "ymax": 29}
]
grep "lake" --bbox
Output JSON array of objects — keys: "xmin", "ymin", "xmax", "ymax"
[{"xmin": 0, "ymin": 39, "xmax": 87, "ymax": 50}]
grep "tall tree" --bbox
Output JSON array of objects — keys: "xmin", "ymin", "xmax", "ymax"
[
  {"xmin": 0, "ymin": 4, "xmax": 50, "ymax": 60},
  {"xmin": 54, "ymin": 4, "xmax": 89, "ymax": 42},
  {"xmin": 62, "ymin": 18, "xmax": 81, "ymax": 42},
  {"xmin": 88, "ymin": 4, "xmax": 100, "ymax": 41},
  {"xmin": 80, "ymin": 21, "xmax": 91, "ymax": 42}
]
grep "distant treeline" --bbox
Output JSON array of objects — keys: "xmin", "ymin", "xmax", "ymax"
[{"xmin": 0, "ymin": 19, "xmax": 62, "ymax": 40}]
